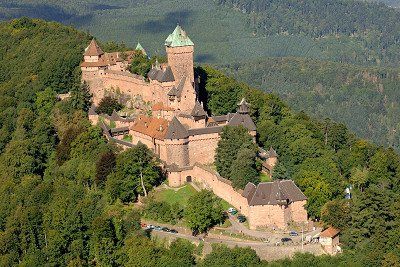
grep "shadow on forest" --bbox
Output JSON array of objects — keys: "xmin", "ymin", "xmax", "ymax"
[
  {"xmin": 0, "ymin": 3, "xmax": 93, "ymax": 25},
  {"xmin": 135, "ymin": 10, "xmax": 193, "ymax": 34},
  {"xmin": 195, "ymin": 53, "xmax": 216, "ymax": 63}
]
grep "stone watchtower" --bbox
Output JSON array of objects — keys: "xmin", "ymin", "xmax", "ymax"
[
  {"xmin": 165, "ymin": 25, "xmax": 195, "ymax": 84},
  {"xmin": 84, "ymin": 39, "xmax": 104, "ymax": 63}
]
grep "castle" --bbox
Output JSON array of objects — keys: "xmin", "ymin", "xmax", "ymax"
[{"xmin": 83, "ymin": 26, "xmax": 308, "ymax": 230}]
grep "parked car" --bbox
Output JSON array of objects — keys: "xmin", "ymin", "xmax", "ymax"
[
  {"xmin": 170, "ymin": 229, "xmax": 178, "ymax": 234},
  {"xmin": 289, "ymin": 231, "xmax": 298, "ymax": 236},
  {"xmin": 146, "ymin": 224, "xmax": 155, "ymax": 230},
  {"xmin": 162, "ymin": 227, "xmax": 170, "ymax": 232},
  {"xmin": 281, "ymin": 237, "xmax": 292, "ymax": 243},
  {"xmin": 228, "ymin": 207, "xmax": 238, "ymax": 215},
  {"xmin": 140, "ymin": 223, "xmax": 147, "ymax": 228},
  {"xmin": 237, "ymin": 215, "xmax": 246, "ymax": 223},
  {"xmin": 154, "ymin": 226, "xmax": 162, "ymax": 231}
]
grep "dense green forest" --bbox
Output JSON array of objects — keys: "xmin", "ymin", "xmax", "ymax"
[
  {"xmin": 218, "ymin": 58, "xmax": 400, "ymax": 151},
  {"xmin": 218, "ymin": 0, "xmax": 400, "ymax": 66},
  {"xmin": 1, "ymin": 0, "xmax": 400, "ymax": 153},
  {"xmin": 1, "ymin": 17, "xmax": 400, "ymax": 266}
]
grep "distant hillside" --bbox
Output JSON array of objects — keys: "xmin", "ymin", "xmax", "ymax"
[
  {"xmin": 218, "ymin": 58, "xmax": 400, "ymax": 151},
  {"xmin": 2, "ymin": 0, "xmax": 400, "ymax": 150},
  {"xmin": 370, "ymin": 0, "xmax": 400, "ymax": 7},
  {"xmin": 218, "ymin": 0, "xmax": 400, "ymax": 66},
  {"xmin": 0, "ymin": 0, "xmax": 399, "ymax": 66}
]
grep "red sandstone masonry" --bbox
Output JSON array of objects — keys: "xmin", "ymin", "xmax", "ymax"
[{"xmin": 168, "ymin": 164, "xmax": 308, "ymax": 229}]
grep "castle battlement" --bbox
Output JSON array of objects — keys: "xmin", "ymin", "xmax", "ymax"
[{"xmin": 85, "ymin": 25, "xmax": 308, "ymax": 230}]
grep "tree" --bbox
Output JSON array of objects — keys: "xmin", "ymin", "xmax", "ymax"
[
  {"xmin": 200, "ymin": 244, "xmax": 260, "ymax": 267},
  {"xmin": 105, "ymin": 143, "xmax": 162, "ymax": 203},
  {"xmin": 95, "ymin": 150, "xmax": 116, "ymax": 188},
  {"xmin": 272, "ymin": 161, "xmax": 290, "ymax": 180},
  {"xmin": 129, "ymin": 52, "xmax": 152, "ymax": 77},
  {"xmin": 35, "ymin": 88, "xmax": 57, "ymax": 116},
  {"xmin": 95, "ymin": 96, "xmax": 123, "ymax": 116},
  {"xmin": 229, "ymin": 146, "xmax": 259, "ymax": 189},
  {"xmin": 215, "ymin": 125, "xmax": 256, "ymax": 179},
  {"xmin": 321, "ymin": 199, "xmax": 351, "ymax": 229},
  {"xmin": 70, "ymin": 82, "xmax": 92, "ymax": 112},
  {"xmin": 159, "ymin": 239, "xmax": 195, "ymax": 267},
  {"xmin": 184, "ymin": 190, "xmax": 224, "ymax": 233}
]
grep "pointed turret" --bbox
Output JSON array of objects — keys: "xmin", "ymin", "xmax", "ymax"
[
  {"xmin": 237, "ymin": 98, "xmax": 250, "ymax": 114},
  {"xmin": 135, "ymin": 42, "xmax": 147, "ymax": 56},
  {"xmin": 165, "ymin": 117, "xmax": 189, "ymax": 140},
  {"xmin": 84, "ymin": 39, "xmax": 104, "ymax": 57},
  {"xmin": 191, "ymin": 101, "xmax": 207, "ymax": 118},
  {"xmin": 165, "ymin": 25, "xmax": 194, "ymax": 47},
  {"xmin": 165, "ymin": 25, "xmax": 195, "ymax": 84}
]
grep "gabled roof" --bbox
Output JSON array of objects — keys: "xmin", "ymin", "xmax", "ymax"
[
  {"xmin": 148, "ymin": 66, "xmax": 175, "ymax": 83},
  {"xmin": 167, "ymin": 76, "xmax": 186, "ymax": 97},
  {"xmin": 242, "ymin": 180, "xmax": 307, "ymax": 206},
  {"xmin": 191, "ymin": 101, "xmax": 207, "ymax": 117},
  {"xmin": 165, "ymin": 25, "xmax": 194, "ymax": 48},
  {"xmin": 227, "ymin": 113, "xmax": 256, "ymax": 131},
  {"xmin": 84, "ymin": 39, "xmax": 104, "ymax": 57},
  {"xmin": 165, "ymin": 117, "xmax": 189, "ymax": 139},
  {"xmin": 320, "ymin": 227, "xmax": 340, "ymax": 238},
  {"xmin": 130, "ymin": 115, "xmax": 169, "ymax": 140}
]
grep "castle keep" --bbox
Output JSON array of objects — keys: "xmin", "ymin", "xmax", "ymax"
[{"xmin": 83, "ymin": 26, "xmax": 308, "ymax": 229}]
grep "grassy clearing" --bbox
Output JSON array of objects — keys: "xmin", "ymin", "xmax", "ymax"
[
  {"xmin": 259, "ymin": 172, "xmax": 271, "ymax": 182},
  {"xmin": 154, "ymin": 184, "xmax": 197, "ymax": 207}
]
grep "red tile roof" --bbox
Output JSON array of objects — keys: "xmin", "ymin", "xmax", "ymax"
[
  {"xmin": 130, "ymin": 115, "xmax": 169, "ymax": 140},
  {"xmin": 320, "ymin": 227, "xmax": 340, "ymax": 238},
  {"xmin": 152, "ymin": 102, "xmax": 174, "ymax": 111},
  {"xmin": 84, "ymin": 39, "xmax": 104, "ymax": 57}
]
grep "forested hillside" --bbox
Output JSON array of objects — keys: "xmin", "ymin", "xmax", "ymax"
[
  {"xmin": 218, "ymin": 58, "xmax": 400, "ymax": 151},
  {"xmin": 217, "ymin": 0, "xmax": 400, "ymax": 66}
]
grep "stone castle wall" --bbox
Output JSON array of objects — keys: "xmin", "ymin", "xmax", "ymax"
[
  {"xmin": 248, "ymin": 204, "xmax": 287, "ymax": 229},
  {"xmin": 188, "ymin": 133, "xmax": 220, "ymax": 166},
  {"xmin": 176, "ymin": 165, "xmax": 250, "ymax": 217},
  {"xmin": 289, "ymin": 200, "xmax": 308, "ymax": 223},
  {"xmin": 83, "ymin": 70, "xmax": 172, "ymax": 105},
  {"xmin": 168, "ymin": 164, "xmax": 308, "ymax": 229}
]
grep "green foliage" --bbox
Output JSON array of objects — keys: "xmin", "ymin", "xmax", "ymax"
[
  {"xmin": 96, "ymin": 96, "xmax": 123, "ymax": 116},
  {"xmin": 218, "ymin": 0, "xmax": 400, "ymax": 66},
  {"xmin": 105, "ymin": 143, "xmax": 163, "ymax": 203},
  {"xmin": 321, "ymin": 199, "xmax": 351, "ymax": 229},
  {"xmin": 70, "ymin": 82, "xmax": 92, "ymax": 112},
  {"xmin": 143, "ymin": 199, "xmax": 184, "ymax": 224},
  {"xmin": 95, "ymin": 150, "xmax": 116, "ymax": 188},
  {"xmin": 220, "ymin": 57, "xmax": 400, "ymax": 152},
  {"xmin": 230, "ymin": 146, "xmax": 259, "ymax": 189},
  {"xmin": 184, "ymin": 190, "xmax": 224, "ymax": 233},
  {"xmin": 200, "ymin": 244, "xmax": 260, "ymax": 267},
  {"xmin": 215, "ymin": 125, "xmax": 257, "ymax": 181}
]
